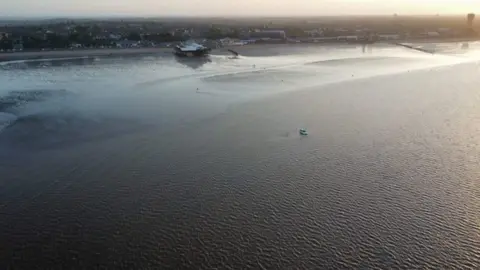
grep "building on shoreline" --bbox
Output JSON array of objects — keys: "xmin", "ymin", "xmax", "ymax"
[
  {"xmin": 115, "ymin": 40, "xmax": 140, "ymax": 48},
  {"xmin": 249, "ymin": 30, "xmax": 286, "ymax": 41},
  {"xmin": 1, "ymin": 16, "xmax": 479, "ymax": 52}
]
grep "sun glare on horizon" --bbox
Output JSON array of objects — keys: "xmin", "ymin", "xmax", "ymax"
[{"xmin": 0, "ymin": 0, "xmax": 479, "ymax": 16}]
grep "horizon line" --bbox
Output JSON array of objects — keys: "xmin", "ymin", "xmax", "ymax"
[{"xmin": 0, "ymin": 13, "xmax": 474, "ymax": 20}]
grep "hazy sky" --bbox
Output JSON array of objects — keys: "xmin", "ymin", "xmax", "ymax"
[{"xmin": 1, "ymin": 0, "xmax": 479, "ymax": 17}]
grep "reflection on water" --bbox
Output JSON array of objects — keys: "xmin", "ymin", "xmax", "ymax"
[
  {"xmin": 1, "ymin": 43, "xmax": 480, "ymax": 269},
  {"xmin": 174, "ymin": 56, "xmax": 212, "ymax": 69},
  {"xmin": 1, "ymin": 43, "xmax": 479, "ymax": 149}
]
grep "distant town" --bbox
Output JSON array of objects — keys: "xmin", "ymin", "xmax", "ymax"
[{"xmin": 0, "ymin": 14, "xmax": 478, "ymax": 52}]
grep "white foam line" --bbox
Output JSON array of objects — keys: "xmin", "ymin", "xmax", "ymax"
[{"xmin": 0, "ymin": 56, "xmax": 92, "ymax": 66}]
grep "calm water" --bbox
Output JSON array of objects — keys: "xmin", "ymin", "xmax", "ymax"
[{"xmin": 1, "ymin": 44, "xmax": 480, "ymax": 269}]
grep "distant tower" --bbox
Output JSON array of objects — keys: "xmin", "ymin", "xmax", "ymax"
[{"xmin": 467, "ymin": 13, "xmax": 475, "ymax": 28}]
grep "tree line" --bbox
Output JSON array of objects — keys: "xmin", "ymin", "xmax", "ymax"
[
  {"xmin": 0, "ymin": 30, "xmax": 190, "ymax": 51},
  {"xmin": 0, "ymin": 25, "xmax": 247, "ymax": 51}
]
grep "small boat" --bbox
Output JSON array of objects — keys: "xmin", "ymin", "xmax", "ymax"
[
  {"xmin": 174, "ymin": 40, "xmax": 211, "ymax": 57},
  {"xmin": 299, "ymin": 128, "xmax": 308, "ymax": 136}
]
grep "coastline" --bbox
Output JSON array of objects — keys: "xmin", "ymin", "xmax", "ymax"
[
  {"xmin": 0, "ymin": 47, "xmax": 173, "ymax": 63},
  {"xmin": 0, "ymin": 37, "xmax": 478, "ymax": 62}
]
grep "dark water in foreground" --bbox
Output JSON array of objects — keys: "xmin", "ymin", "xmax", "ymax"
[{"xmin": 1, "ymin": 44, "xmax": 480, "ymax": 269}]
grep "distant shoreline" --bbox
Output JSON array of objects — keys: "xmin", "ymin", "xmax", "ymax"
[
  {"xmin": 0, "ymin": 47, "xmax": 173, "ymax": 63},
  {"xmin": 0, "ymin": 38, "xmax": 478, "ymax": 62}
]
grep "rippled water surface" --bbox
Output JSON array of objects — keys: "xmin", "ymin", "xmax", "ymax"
[{"xmin": 1, "ymin": 44, "xmax": 480, "ymax": 269}]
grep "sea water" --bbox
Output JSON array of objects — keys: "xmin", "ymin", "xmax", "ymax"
[{"xmin": 1, "ymin": 43, "xmax": 480, "ymax": 268}]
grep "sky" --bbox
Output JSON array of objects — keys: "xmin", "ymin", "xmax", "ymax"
[{"xmin": 1, "ymin": 0, "xmax": 479, "ymax": 17}]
